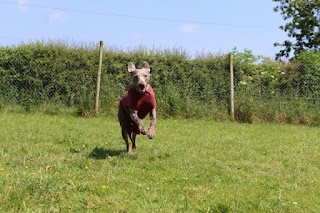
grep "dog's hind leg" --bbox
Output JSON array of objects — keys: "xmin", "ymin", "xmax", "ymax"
[
  {"xmin": 118, "ymin": 104, "xmax": 132, "ymax": 154},
  {"xmin": 122, "ymin": 129, "xmax": 131, "ymax": 154},
  {"xmin": 129, "ymin": 133, "xmax": 137, "ymax": 150}
]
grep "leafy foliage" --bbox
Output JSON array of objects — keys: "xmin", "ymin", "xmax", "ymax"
[
  {"xmin": 233, "ymin": 49, "xmax": 283, "ymax": 95},
  {"xmin": 273, "ymin": 0, "xmax": 320, "ymax": 58},
  {"xmin": 0, "ymin": 42, "xmax": 231, "ymax": 118},
  {"xmin": 0, "ymin": 41, "xmax": 98, "ymax": 112},
  {"xmin": 295, "ymin": 50, "xmax": 320, "ymax": 96},
  {"xmin": 1, "ymin": 41, "xmax": 320, "ymax": 123}
]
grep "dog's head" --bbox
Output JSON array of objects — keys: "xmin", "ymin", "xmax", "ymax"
[{"xmin": 128, "ymin": 62, "xmax": 151, "ymax": 94}]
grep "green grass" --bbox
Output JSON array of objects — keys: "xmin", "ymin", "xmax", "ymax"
[{"xmin": 0, "ymin": 113, "xmax": 319, "ymax": 212}]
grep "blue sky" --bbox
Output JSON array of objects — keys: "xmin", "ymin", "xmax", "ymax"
[{"xmin": 0, "ymin": 0, "xmax": 288, "ymax": 58}]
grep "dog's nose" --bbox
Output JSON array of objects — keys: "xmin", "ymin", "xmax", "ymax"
[{"xmin": 138, "ymin": 83, "xmax": 145, "ymax": 90}]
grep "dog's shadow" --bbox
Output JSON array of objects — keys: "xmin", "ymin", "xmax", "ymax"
[{"xmin": 88, "ymin": 147, "xmax": 125, "ymax": 159}]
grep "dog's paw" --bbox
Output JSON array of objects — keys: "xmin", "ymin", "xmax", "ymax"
[
  {"xmin": 147, "ymin": 128, "xmax": 155, "ymax": 139},
  {"xmin": 139, "ymin": 126, "xmax": 148, "ymax": 135}
]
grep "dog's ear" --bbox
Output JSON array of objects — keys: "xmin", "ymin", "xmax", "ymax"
[
  {"xmin": 128, "ymin": 62, "xmax": 136, "ymax": 73},
  {"xmin": 142, "ymin": 61, "xmax": 150, "ymax": 73}
]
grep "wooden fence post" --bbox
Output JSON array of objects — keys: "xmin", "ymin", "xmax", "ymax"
[
  {"xmin": 95, "ymin": 41, "xmax": 104, "ymax": 114},
  {"xmin": 229, "ymin": 53, "xmax": 235, "ymax": 121}
]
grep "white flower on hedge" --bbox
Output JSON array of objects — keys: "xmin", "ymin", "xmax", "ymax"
[{"xmin": 240, "ymin": 81, "xmax": 247, "ymax": 85}]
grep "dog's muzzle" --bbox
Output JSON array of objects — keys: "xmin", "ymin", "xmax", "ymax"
[{"xmin": 138, "ymin": 83, "xmax": 145, "ymax": 91}]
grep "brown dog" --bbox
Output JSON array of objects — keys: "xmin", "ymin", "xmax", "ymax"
[{"xmin": 118, "ymin": 62, "xmax": 156, "ymax": 154}]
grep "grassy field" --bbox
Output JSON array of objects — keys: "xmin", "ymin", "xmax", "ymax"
[{"xmin": 0, "ymin": 113, "xmax": 319, "ymax": 212}]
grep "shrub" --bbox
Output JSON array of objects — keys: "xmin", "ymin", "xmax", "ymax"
[{"xmin": 1, "ymin": 40, "xmax": 320, "ymax": 125}]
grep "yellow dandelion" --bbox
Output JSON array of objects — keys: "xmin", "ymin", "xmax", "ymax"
[
  {"xmin": 85, "ymin": 166, "xmax": 89, "ymax": 170},
  {"xmin": 0, "ymin": 168, "xmax": 4, "ymax": 171},
  {"xmin": 6, "ymin": 173, "xmax": 10, "ymax": 177},
  {"xmin": 25, "ymin": 166, "xmax": 29, "ymax": 169},
  {"xmin": 101, "ymin": 185, "xmax": 107, "ymax": 189}
]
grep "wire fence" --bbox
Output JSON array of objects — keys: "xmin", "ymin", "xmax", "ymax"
[
  {"xmin": 235, "ymin": 63, "xmax": 320, "ymax": 99},
  {"xmin": 1, "ymin": 40, "xmax": 320, "ymax": 123}
]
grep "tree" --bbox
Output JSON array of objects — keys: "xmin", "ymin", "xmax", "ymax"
[{"xmin": 273, "ymin": 0, "xmax": 320, "ymax": 58}]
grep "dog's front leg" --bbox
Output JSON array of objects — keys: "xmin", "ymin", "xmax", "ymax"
[
  {"xmin": 148, "ymin": 108, "xmax": 156, "ymax": 139},
  {"xmin": 129, "ymin": 108, "xmax": 148, "ymax": 135}
]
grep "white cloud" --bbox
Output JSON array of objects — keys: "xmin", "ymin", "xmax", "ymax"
[
  {"xmin": 179, "ymin": 24, "xmax": 198, "ymax": 33},
  {"xmin": 18, "ymin": 0, "xmax": 29, "ymax": 12},
  {"xmin": 49, "ymin": 11, "xmax": 67, "ymax": 23}
]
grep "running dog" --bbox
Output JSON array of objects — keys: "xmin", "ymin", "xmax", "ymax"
[{"xmin": 118, "ymin": 62, "xmax": 156, "ymax": 154}]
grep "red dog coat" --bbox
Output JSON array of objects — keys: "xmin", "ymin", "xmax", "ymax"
[{"xmin": 120, "ymin": 86, "xmax": 156, "ymax": 134}]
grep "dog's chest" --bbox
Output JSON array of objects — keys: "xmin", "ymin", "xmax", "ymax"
[
  {"xmin": 121, "ymin": 87, "xmax": 156, "ymax": 119},
  {"xmin": 129, "ymin": 90, "xmax": 154, "ymax": 110}
]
